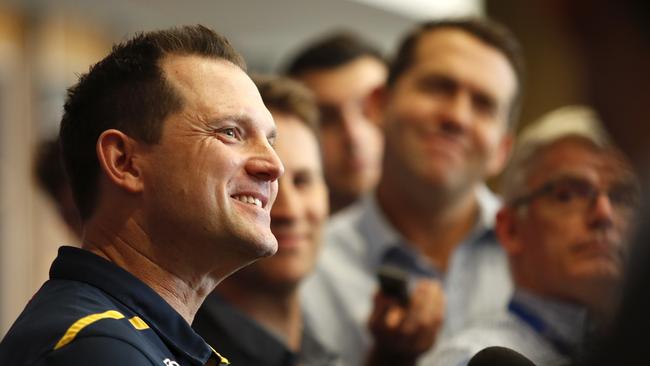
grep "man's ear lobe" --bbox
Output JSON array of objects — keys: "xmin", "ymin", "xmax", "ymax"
[
  {"xmin": 364, "ymin": 85, "xmax": 388, "ymax": 127},
  {"xmin": 487, "ymin": 132, "xmax": 514, "ymax": 177},
  {"xmin": 96, "ymin": 129, "xmax": 144, "ymax": 193},
  {"xmin": 495, "ymin": 207, "xmax": 523, "ymax": 255}
]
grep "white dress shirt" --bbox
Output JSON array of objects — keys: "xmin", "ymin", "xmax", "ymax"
[
  {"xmin": 300, "ymin": 186, "xmax": 512, "ymax": 366},
  {"xmin": 428, "ymin": 289, "xmax": 589, "ymax": 366}
]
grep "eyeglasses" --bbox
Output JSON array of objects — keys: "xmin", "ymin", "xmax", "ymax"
[{"xmin": 510, "ymin": 176, "xmax": 640, "ymax": 214}]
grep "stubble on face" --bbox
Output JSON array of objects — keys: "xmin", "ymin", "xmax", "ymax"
[
  {"xmin": 514, "ymin": 140, "xmax": 635, "ymax": 301},
  {"xmin": 380, "ymin": 29, "xmax": 516, "ymax": 200},
  {"xmin": 138, "ymin": 55, "xmax": 282, "ymax": 275},
  {"xmin": 299, "ymin": 57, "xmax": 386, "ymax": 202}
]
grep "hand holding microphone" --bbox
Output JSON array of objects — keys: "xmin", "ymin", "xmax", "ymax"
[{"xmin": 365, "ymin": 264, "xmax": 445, "ymax": 366}]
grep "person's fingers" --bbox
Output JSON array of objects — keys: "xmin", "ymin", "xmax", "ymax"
[
  {"xmin": 368, "ymin": 280, "xmax": 446, "ymax": 355},
  {"xmin": 401, "ymin": 280, "xmax": 444, "ymax": 333},
  {"xmin": 368, "ymin": 290, "xmax": 402, "ymax": 334}
]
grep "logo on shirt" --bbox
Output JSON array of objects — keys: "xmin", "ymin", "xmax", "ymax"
[{"xmin": 163, "ymin": 358, "xmax": 180, "ymax": 366}]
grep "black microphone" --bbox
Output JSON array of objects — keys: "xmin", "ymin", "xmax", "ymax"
[{"xmin": 467, "ymin": 346, "xmax": 537, "ymax": 366}]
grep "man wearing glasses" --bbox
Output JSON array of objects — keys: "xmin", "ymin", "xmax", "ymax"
[{"xmin": 430, "ymin": 105, "xmax": 639, "ymax": 366}]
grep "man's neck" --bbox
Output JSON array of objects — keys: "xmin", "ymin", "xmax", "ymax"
[
  {"xmin": 329, "ymin": 189, "xmax": 359, "ymax": 216},
  {"xmin": 217, "ymin": 280, "xmax": 303, "ymax": 352},
  {"xmin": 376, "ymin": 178, "xmax": 480, "ymax": 272},
  {"xmin": 82, "ymin": 217, "xmax": 219, "ymax": 324},
  {"xmin": 513, "ymin": 277, "xmax": 620, "ymax": 329}
]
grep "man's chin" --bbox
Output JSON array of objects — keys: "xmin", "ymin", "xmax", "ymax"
[
  {"xmin": 574, "ymin": 262, "xmax": 622, "ymax": 284},
  {"xmin": 226, "ymin": 231, "xmax": 279, "ymax": 262},
  {"xmin": 247, "ymin": 233, "xmax": 279, "ymax": 258}
]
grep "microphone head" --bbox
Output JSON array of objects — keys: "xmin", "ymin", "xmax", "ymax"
[{"xmin": 467, "ymin": 346, "xmax": 537, "ymax": 366}]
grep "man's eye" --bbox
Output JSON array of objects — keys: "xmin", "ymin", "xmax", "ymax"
[
  {"xmin": 219, "ymin": 127, "xmax": 239, "ymax": 139},
  {"xmin": 472, "ymin": 94, "xmax": 497, "ymax": 118},
  {"xmin": 294, "ymin": 173, "xmax": 312, "ymax": 188},
  {"xmin": 551, "ymin": 181, "xmax": 592, "ymax": 203},
  {"xmin": 553, "ymin": 187, "xmax": 577, "ymax": 202},
  {"xmin": 318, "ymin": 106, "xmax": 341, "ymax": 128},
  {"xmin": 419, "ymin": 77, "xmax": 455, "ymax": 95},
  {"xmin": 609, "ymin": 185, "xmax": 640, "ymax": 208}
]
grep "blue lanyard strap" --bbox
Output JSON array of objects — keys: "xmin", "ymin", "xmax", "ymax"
[{"xmin": 507, "ymin": 299, "xmax": 574, "ymax": 358}]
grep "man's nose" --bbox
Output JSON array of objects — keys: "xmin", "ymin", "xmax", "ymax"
[
  {"xmin": 271, "ymin": 178, "xmax": 302, "ymax": 223},
  {"xmin": 340, "ymin": 105, "xmax": 367, "ymax": 149},
  {"xmin": 588, "ymin": 192, "xmax": 615, "ymax": 229},
  {"xmin": 246, "ymin": 139, "xmax": 284, "ymax": 182},
  {"xmin": 438, "ymin": 92, "xmax": 472, "ymax": 133}
]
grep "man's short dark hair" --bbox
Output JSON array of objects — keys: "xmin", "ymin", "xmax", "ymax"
[
  {"xmin": 285, "ymin": 32, "xmax": 386, "ymax": 76},
  {"xmin": 35, "ymin": 139, "xmax": 68, "ymax": 203},
  {"xmin": 388, "ymin": 18, "xmax": 525, "ymax": 128},
  {"xmin": 253, "ymin": 75, "xmax": 319, "ymax": 134},
  {"xmin": 59, "ymin": 25, "xmax": 245, "ymax": 220}
]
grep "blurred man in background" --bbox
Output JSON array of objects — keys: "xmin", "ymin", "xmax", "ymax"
[
  {"xmin": 193, "ymin": 75, "xmax": 337, "ymax": 366},
  {"xmin": 431, "ymin": 106, "xmax": 638, "ymax": 365},
  {"xmin": 301, "ymin": 18, "xmax": 524, "ymax": 365},
  {"xmin": 35, "ymin": 139, "xmax": 82, "ymax": 239},
  {"xmin": 286, "ymin": 33, "xmax": 386, "ymax": 214},
  {"xmin": 549, "ymin": 1, "xmax": 650, "ymax": 364}
]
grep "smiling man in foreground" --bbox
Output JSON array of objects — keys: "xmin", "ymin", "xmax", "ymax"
[{"xmin": 0, "ymin": 25, "xmax": 283, "ymax": 365}]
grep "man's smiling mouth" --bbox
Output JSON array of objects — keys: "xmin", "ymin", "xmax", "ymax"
[{"xmin": 232, "ymin": 194, "xmax": 263, "ymax": 208}]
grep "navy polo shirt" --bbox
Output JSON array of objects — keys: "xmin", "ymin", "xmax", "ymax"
[
  {"xmin": 194, "ymin": 292, "xmax": 338, "ymax": 366},
  {"xmin": 0, "ymin": 246, "xmax": 229, "ymax": 366}
]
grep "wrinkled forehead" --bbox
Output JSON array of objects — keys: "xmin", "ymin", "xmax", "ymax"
[
  {"xmin": 529, "ymin": 137, "xmax": 634, "ymax": 187},
  {"xmin": 161, "ymin": 54, "xmax": 274, "ymax": 127}
]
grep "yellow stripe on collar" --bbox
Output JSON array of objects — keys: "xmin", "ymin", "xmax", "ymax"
[
  {"xmin": 209, "ymin": 345, "xmax": 230, "ymax": 365},
  {"xmin": 128, "ymin": 316, "xmax": 150, "ymax": 330},
  {"xmin": 54, "ymin": 310, "xmax": 125, "ymax": 350}
]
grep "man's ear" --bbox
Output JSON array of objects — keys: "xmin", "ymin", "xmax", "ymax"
[
  {"xmin": 363, "ymin": 84, "xmax": 388, "ymax": 127},
  {"xmin": 486, "ymin": 132, "xmax": 514, "ymax": 177},
  {"xmin": 96, "ymin": 129, "xmax": 144, "ymax": 193},
  {"xmin": 495, "ymin": 206, "xmax": 524, "ymax": 256}
]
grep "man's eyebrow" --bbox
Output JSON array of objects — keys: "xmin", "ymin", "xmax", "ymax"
[
  {"xmin": 611, "ymin": 174, "xmax": 640, "ymax": 189},
  {"xmin": 205, "ymin": 114, "xmax": 250, "ymax": 126},
  {"xmin": 205, "ymin": 113, "xmax": 277, "ymax": 135},
  {"xmin": 541, "ymin": 171, "xmax": 593, "ymax": 184}
]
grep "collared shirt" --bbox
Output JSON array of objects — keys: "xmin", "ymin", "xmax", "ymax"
[
  {"xmin": 300, "ymin": 186, "xmax": 512, "ymax": 366},
  {"xmin": 428, "ymin": 289, "xmax": 590, "ymax": 366},
  {"xmin": 0, "ymin": 246, "xmax": 228, "ymax": 366},
  {"xmin": 193, "ymin": 292, "xmax": 339, "ymax": 366}
]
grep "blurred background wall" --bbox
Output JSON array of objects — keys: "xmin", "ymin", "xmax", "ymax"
[{"xmin": 0, "ymin": 0, "xmax": 589, "ymax": 336}]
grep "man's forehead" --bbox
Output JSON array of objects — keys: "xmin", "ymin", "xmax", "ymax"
[
  {"xmin": 533, "ymin": 139, "xmax": 634, "ymax": 184},
  {"xmin": 411, "ymin": 28, "xmax": 517, "ymax": 100},
  {"xmin": 299, "ymin": 57, "xmax": 387, "ymax": 104},
  {"xmin": 158, "ymin": 55, "xmax": 275, "ymax": 138},
  {"xmin": 161, "ymin": 54, "xmax": 245, "ymax": 92}
]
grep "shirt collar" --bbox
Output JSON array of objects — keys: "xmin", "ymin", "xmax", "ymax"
[
  {"xmin": 510, "ymin": 288, "xmax": 590, "ymax": 355},
  {"xmin": 200, "ymin": 292, "xmax": 293, "ymax": 364},
  {"xmin": 474, "ymin": 184, "xmax": 501, "ymax": 232},
  {"xmin": 200, "ymin": 293, "xmax": 337, "ymax": 365},
  {"xmin": 50, "ymin": 246, "xmax": 213, "ymax": 364},
  {"xmin": 361, "ymin": 185, "xmax": 501, "ymax": 272}
]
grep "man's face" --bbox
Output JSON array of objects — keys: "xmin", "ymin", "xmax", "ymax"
[
  {"xmin": 238, "ymin": 112, "xmax": 329, "ymax": 288},
  {"xmin": 382, "ymin": 29, "xmax": 516, "ymax": 194},
  {"xmin": 503, "ymin": 138, "xmax": 637, "ymax": 301},
  {"xmin": 298, "ymin": 56, "xmax": 386, "ymax": 205},
  {"xmin": 139, "ymin": 55, "xmax": 284, "ymax": 266}
]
